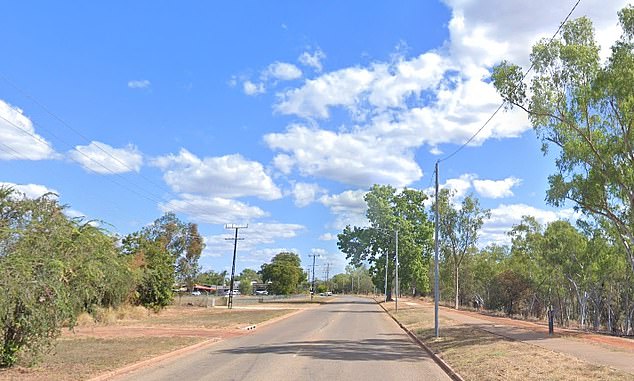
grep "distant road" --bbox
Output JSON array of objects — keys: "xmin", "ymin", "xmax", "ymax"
[{"xmin": 114, "ymin": 296, "xmax": 450, "ymax": 381}]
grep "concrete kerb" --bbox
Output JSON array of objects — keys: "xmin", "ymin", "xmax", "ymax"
[
  {"xmin": 88, "ymin": 338, "xmax": 221, "ymax": 381},
  {"xmin": 376, "ymin": 299, "xmax": 465, "ymax": 381},
  {"xmin": 89, "ymin": 307, "xmax": 309, "ymax": 381}
]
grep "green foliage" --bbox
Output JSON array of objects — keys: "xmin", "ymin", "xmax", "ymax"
[
  {"xmin": 493, "ymin": 6, "xmax": 634, "ymax": 276},
  {"xmin": 238, "ymin": 268, "xmax": 261, "ymax": 294},
  {"xmin": 0, "ymin": 187, "xmax": 132, "ymax": 367},
  {"xmin": 260, "ymin": 252, "xmax": 306, "ymax": 295},
  {"xmin": 337, "ymin": 185, "xmax": 434, "ymax": 297},
  {"xmin": 489, "ymin": 269, "xmax": 533, "ymax": 316},
  {"xmin": 434, "ymin": 189, "xmax": 490, "ymax": 309},
  {"xmin": 195, "ymin": 270, "xmax": 227, "ymax": 287},
  {"xmin": 121, "ymin": 213, "xmax": 204, "ymax": 310}
]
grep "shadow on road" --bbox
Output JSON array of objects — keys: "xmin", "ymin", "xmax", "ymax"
[{"xmin": 219, "ymin": 335, "xmax": 425, "ymax": 362}]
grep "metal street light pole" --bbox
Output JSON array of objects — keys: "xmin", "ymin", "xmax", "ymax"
[
  {"xmin": 384, "ymin": 248, "xmax": 389, "ymax": 303},
  {"xmin": 434, "ymin": 161, "xmax": 440, "ymax": 337},
  {"xmin": 395, "ymin": 229, "xmax": 399, "ymax": 312}
]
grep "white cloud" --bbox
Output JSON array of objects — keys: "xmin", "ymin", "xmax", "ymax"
[
  {"xmin": 240, "ymin": 247, "xmax": 300, "ymax": 265},
  {"xmin": 319, "ymin": 232, "xmax": 337, "ymax": 241},
  {"xmin": 480, "ymin": 203, "xmax": 580, "ymax": 246},
  {"xmin": 0, "ymin": 182, "xmax": 57, "ymax": 199},
  {"xmin": 243, "ymin": 80, "xmax": 265, "ymax": 95},
  {"xmin": 274, "ymin": 66, "xmax": 376, "ymax": 119},
  {"xmin": 441, "ymin": 173, "xmax": 476, "ymax": 199},
  {"xmin": 127, "ymin": 79, "xmax": 151, "ymax": 89},
  {"xmin": 153, "ymin": 149, "xmax": 282, "ymax": 200},
  {"xmin": 264, "ymin": 62, "xmax": 302, "ymax": 81},
  {"xmin": 69, "ymin": 141, "xmax": 143, "ymax": 174},
  {"xmin": 264, "ymin": 1, "xmax": 626, "ymax": 181},
  {"xmin": 292, "ymin": 182, "xmax": 326, "ymax": 207},
  {"xmin": 298, "ymin": 48, "xmax": 326, "ymax": 72},
  {"xmin": 159, "ymin": 194, "xmax": 267, "ymax": 224},
  {"xmin": 0, "ymin": 100, "xmax": 56, "ymax": 161},
  {"xmin": 201, "ymin": 222, "xmax": 304, "ymax": 261},
  {"xmin": 266, "ymin": 124, "xmax": 422, "ymax": 187},
  {"xmin": 319, "ymin": 189, "xmax": 368, "ymax": 229},
  {"xmin": 473, "ymin": 177, "xmax": 522, "ymax": 199}
]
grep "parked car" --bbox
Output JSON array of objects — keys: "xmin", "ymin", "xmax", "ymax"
[
  {"xmin": 224, "ymin": 290, "xmax": 240, "ymax": 297},
  {"xmin": 255, "ymin": 290, "xmax": 268, "ymax": 295},
  {"xmin": 191, "ymin": 291, "xmax": 202, "ymax": 296}
]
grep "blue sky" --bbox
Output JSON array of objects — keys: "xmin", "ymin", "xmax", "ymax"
[{"xmin": 0, "ymin": 1, "xmax": 627, "ymax": 277}]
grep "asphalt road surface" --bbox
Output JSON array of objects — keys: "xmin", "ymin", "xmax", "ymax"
[{"xmin": 114, "ymin": 296, "xmax": 451, "ymax": 381}]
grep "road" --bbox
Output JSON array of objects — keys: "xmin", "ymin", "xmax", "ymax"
[{"xmin": 113, "ymin": 296, "xmax": 451, "ymax": 381}]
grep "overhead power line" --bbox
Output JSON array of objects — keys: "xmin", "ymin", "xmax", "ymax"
[
  {"xmin": 439, "ymin": 0, "xmax": 582, "ymax": 163},
  {"xmin": 0, "ymin": 77, "xmax": 206, "ymax": 215}
]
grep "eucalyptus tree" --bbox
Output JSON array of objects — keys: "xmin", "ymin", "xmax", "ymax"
[
  {"xmin": 434, "ymin": 189, "xmax": 490, "ymax": 309},
  {"xmin": 493, "ymin": 6, "xmax": 634, "ymax": 278}
]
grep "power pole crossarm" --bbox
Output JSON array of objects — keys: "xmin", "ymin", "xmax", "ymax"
[{"xmin": 225, "ymin": 224, "xmax": 247, "ymax": 309}]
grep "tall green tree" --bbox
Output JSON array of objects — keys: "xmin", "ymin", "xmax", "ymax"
[
  {"xmin": 338, "ymin": 185, "xmax": 433, "ymax": 299},
  {"xmin": 260, "ymin": 252, "xmax": 306, "ymax": 295},
  {"xmin": 435, "ymin": 189, "xmax": 490, "ymax": 309},
  {"xmin": 492, "ymin": 6, "xmax": 634, "ymax": 277}
]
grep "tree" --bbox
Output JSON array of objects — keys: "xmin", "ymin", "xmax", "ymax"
[
  {"xmin": 196, "ymin": 270, "xmax": 227, "ymax": 287},
  {"xmin": 435, "ymin": 189, "xmax": 490, "ymax": 309},
  {"xmin": 0, "ymin": 187, "xmax": 132, "ymax": 367},
  {"xmin": 492, "ymin": 6, "xmax": 634, "ymax": 278},
  {"xmin": 490, "ymin": 269, "xmax": 533, "ymax": 316},
  {"xmin": 238, "ymin": 268, "xmax": 261, "ymax": 295},
  {"xmin": 176, "ymin": 223, "xmax": 204, "ymax": 291},
  {"xmin": 121, "ymin": 213, "xmax": 204, "ymax": 308},
  {"xmin": 338, "ymin": 185, "xmax": 434, "ymax": 299},
  {"xmin": 542, "ymin": 221, "xmax": 591, "ymax": 327},
  {"xmin": 260, "ymin": 252, "xmax": 306, "ymax": 295}
]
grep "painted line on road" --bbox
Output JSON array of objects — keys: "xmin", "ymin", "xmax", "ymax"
[{"xmin": 376, "ymin": 300, "xmax": 465, "ymax": 381}]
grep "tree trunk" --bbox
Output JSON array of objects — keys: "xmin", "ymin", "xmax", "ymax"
[{"xmin": 454, "ymin": 266, "xmax": 460, "ymax": 310}]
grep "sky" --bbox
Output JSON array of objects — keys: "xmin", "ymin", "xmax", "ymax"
[{"xmin": 0, "ymin": 1, "xmax": 629, "ymax": 278}]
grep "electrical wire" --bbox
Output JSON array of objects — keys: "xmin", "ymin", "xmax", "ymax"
[{"xmin": 439, "ymin": 0, "xmax": 582, "ymax": 163}]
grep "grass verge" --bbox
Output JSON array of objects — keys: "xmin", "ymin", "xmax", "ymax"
[
  {"xmin": 387, "ymin": 302, "xmax": 633, "ymax": 381},
  {"xmin": 1, "ymin": 305, "xmax": 298, "ymax": 380},
  {"xmin": 0, "ymin": 336, "xmax": 203, "ymax": 381}
]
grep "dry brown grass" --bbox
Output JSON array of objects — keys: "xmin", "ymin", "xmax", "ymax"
[
  {"xmin": 0, "ymin": 304, "xmax": 297, "ymax": 381},
  {"xmin": 0, "ymin": 336, "xmax": 202, "ymax": 381},
  {"xmin": 388, "ymin": 302, "xmax": 633, "ymax": 381},
  {"xmin": 121, "ymin": 305, "xmax": 294, "ymax": 329}
]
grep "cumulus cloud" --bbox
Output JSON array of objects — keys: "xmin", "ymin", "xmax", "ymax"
[
  {"xmin": 473, "ymin": 177, "xmax": 522, "ymax": 199},
  {"xmin": 480, "ymin": 203, "xmax": 580, "ymax": 246},
  {"xmin": 127, "ymin": 79, "xmax": 151, "ymax": 89},
  {"xmin": 266, "ymin": 124, "xmax": 422, "ymax": 187},
  {"xmin": 319, "ymin": 189, "xmax": 368, "ymax": 229},
  {"xmin": 264, "ymin": 62, "xmax": 302, "ymax": 81},
  {"xmin": 261, "ymin": 1, "xmax": 626, "ymax": 191},
  {"xmin": 319, "ymin": 232, "xmax": 337, "ymax": 241},
  {"xmin": 160, "ymin": 194, "xmax": 267, "ymax": 224},
  {"xmin": 299, "ymin": 48, "xmax": 326, "ymax": 72},
  {"xmin": 201, "ymin": 222, "xmax": 304, "ymax": 261},
  {"xmin": 153, "ymin": 149, "xmax": 282, "ymax": 200},
  {"xmin": 69, "ymin": 141, "xmax": 143, "ymax": 174},
  {"xmin": 0, "ymin": 100, "xmax": 56, "ymax": 161},
  {"xmin": 0, "ymin": 182, "xmax": 58, "ymax": 199},
  {"xmin": 243, "ymin": 80, "xmax": 265, "ymax": 95},
  {"xmin": 292, "ymin": 182, "xmax": 326, "ymax": 207}
]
